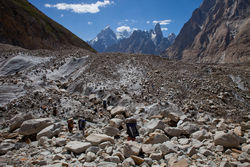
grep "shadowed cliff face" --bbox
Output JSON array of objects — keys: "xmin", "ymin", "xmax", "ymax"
[
  {"xmin": 164, "ymin": 0, "xmax": 250, "ymax": 64},
  {"xmin": 0, "ymin": 0, "xmax": 95, "ymax": 52}
]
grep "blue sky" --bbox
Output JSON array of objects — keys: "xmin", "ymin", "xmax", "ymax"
[{"xmin": 28, "ymin": 0, "xmax": 203, "ymax": 41}]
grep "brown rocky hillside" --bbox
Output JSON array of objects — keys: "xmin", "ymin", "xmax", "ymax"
[
  {"xmin": 163, "ymin": 0, "xmax": 250, "ymax": 64},
  {"xmin": 0, "ymin": 0, "xmax": 95, "ymax": 51}
]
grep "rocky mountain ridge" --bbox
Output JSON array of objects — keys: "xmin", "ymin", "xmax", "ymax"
[
  {"xmin": 163, "ymin": 0, "xmax": 250, "ymax": 63},
  {"xmin": 0, "ymin": 0, "xmax": 94, "ymax": 52},
  {"xmin": 89, "ymin": 24, "xmax": 176, "ymax": 55}
]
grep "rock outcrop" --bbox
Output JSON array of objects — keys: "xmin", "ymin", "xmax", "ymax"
[
  {"xmin": 163, "ymin": 0, "xmax": 250, "ymax": 63},
  {"xmin": 0, "ymin": 0, "xmax": 95, "ymax": 51}
]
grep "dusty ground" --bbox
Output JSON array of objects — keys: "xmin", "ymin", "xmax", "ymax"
[{"xmin": 0, "ymin": 44, "xmax": 249, "ymax": 166}]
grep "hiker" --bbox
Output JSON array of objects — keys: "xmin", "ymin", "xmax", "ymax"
[
  {"xmin": 103, "ymin": 100, "xmax": 107, "ymax": 109},
  {"xmin": 52, "ymin": 106, "xmax": 57, "ymax": 116},
  {"xmin": 126, "ymin": 118, "xmax": 139, "ymax": 141},
  {"xmin": 78, "ymin": 118, "xmax": 86, "ymax": 135},
  {"xmin": 67, "ymin": 118, "xmax": 74, "ymax": 133}
]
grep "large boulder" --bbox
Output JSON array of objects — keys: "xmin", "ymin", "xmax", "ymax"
[
  {"xmin": 123, "ymin": 141, "xmax": 142, "ymax": 158},
  {"xmin": 110, "ymin": 106, "xmax": 127, "ymax": 116},
  {"xmin": 86, "ymin": 134, "xmax": 114, "ymax": 145},
  {"xmin": 157, "ymin": 141, "xmax": 179, "ymax": 154},
  {"xmin": 104, "ymin": 126, "xmax": 120, "ymax": 137},
  {"xmin": 214, "ymin": 131, "xmax": 240, "ymax": 148},
  {"xmin": 178, "ymin": 122, "xmax": 199, "ymax": 135},
  {"xmin": 165, "ymin": 127, "xmax": 186, "ymax": 137},
  {"xmin": 37, "ymin": 123, "xmax": 62, "ymax": 140},
  {"xmin": 65, "ymin": 141, "xmax": 91, "ymax": 154},
  {"xmin": 191, "ymin": 129, "xmax": 209, "ymax": 141},
  {"xmin": 9, "ymin": 113, "xmax": 33, "ymax": 132},
  {"xmin": 144, "ymin": 119, "xmax": 165, "ymax": 133},
  {"xmin": 19, "ymin": 118, "xmax": 53, "ymax": 136},
  {"xmin": 144, "ymin": 132, "xmax": 169, "ymax": 144},
  {"xmin": 109, "ymin": 118, "xmax": 123, "ymax": 128}
]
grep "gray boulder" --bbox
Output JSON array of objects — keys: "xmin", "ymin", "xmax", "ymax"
[
  {"xmin": 214, "ymin": 131, "xmax": 240, "ymax": 148},
  {"xmin": 37, "ymin": 123, "xmax": 62, "ymax": 140},
  {"xmin": 104, "ymin": 126, "xmax": 120, "ymax": 137},
  {"xmin": 19, "ymin": 118, "xmax": 53, "ymax": 136},
  {"xmin": 65, "ymin": 141, "xmax": 91, "ymax": 154},
  {"xmin": 9, "ymin": 112, "xmax": 33, "ymax": 132},
  {"xmin": 165, "ymin": 127, "xmax": 186, "ymax": 137},
  {"xmin": 144, "ymin": 119, "xmax": 165, "ymax": 133}
]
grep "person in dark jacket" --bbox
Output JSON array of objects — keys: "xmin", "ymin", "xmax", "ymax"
[
  {"xmin": 126, "ymin": 118, "xmax": 139, "ymax": 141},
  {"xmin": 78, "ymin": 118, "xmax": 86, "ymax": 135}
]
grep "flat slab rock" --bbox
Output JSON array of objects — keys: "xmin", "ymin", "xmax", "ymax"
[
  {"xmin": 214, "ymin": 131, "xmax": 240, "ymax": 148},
  {"xmin": 86, "ymin": 134, "xmax": 114, "ymax": 145},
  {"xmin": 65, "ymin": 141, "xmax": 91, "ymax": 154},
  {"xmin": 19, "ymin": 118, "xmax": 53, "ymax": 136}
]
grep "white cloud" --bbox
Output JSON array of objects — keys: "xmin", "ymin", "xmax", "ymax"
[
  {"xmin": 88, "ymin": 21, "xmax": 93, "ymax": 25},
  {"xmin": 45, "ymin": 0, "xmax": 114, "ymax": 14},
  {"xmin": 153, "ymin": 20, "xmax": 172, "ymax": 25},
  {"xmin": 116, "ymin": 26, "xmax": 131, "ymax": 32},
  {"xmin": 146, "ymin": 21, "xmax": 150, "ymax": 24},
  {"xmin": 161, "ymin": 28, "xmax": 168, "ymax": 31},
  {"xmin": 60, "ymin": 14, "xmax": 64, "ymax": 17}
]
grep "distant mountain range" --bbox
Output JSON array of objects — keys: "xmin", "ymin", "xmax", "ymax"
[
  {"xmin": 0, "ymin": 0, "xmax": 94, "ymax": 51},
  {"xmin": 88, "ymin": 23, "xmax": 176, "ymax": 55},
  {"xmin": 163, "ymin": 0, "xmax": 250, "ymax": 63}
]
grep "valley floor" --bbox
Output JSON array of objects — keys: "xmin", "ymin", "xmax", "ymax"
[{"xmin": 0, "ymin": 44, "xmax": 249, "ymax": 166}]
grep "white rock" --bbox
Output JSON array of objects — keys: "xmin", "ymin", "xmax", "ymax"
[
  {"xmin": 83, "ymin": 162, "xmax": 97, "ymax": 167},
  {"xmin": 160, "ymin": 141, "xmax": 179, "ymax": 154},
  {"xmin": 55, "ymin": 138, "xmax": 67, "ymax": 146},
  {"xmin": 242, "ymin": 144, "xmax": 250, "ymax": 154},
  {"xmin": 214, "ymin": 131, "xmax": 240, "ymax": 148},
  {"xmin": 19, "ymin": 118, "xmax": 53, "ymax": 136},
  {"xmin": 191, "ymin": 129, "xmax": 209, "ymax": 141},
  {"xmin": 110, "ymin": 106, "xmax": 127, "ymax": 116},
  {"xmin": 142, "ymin": 144, "xmax": 156, "ymax": 154},
  {"xmin": 123, "ymin": 141, "xmax": 142, "ymax": 158},
  {"xmin": 65, "ymin": 141, "xmax": 91, "ymax": 154},
  {"xmin": 106, "ymin": 146, "xmax": 113, "ymax": 155},
  {"xmin": 98, "ymin": 162, "xmax": 117, "ymax": 167},
  {"xmin": 37, "ymin": 123, "xmax": 62, "ymax": 140},
  {"xmin": 86, "ymin": 152, "xmax": 96, "ymax": 162},
  {"xmin": 144, "ymin": 132, "xmax": 169, "ymax": 144},
  {"xmin": 144, "ymin": 119, "xmax": 165, "ymax": 133},
  {"xmin": 178, "ymin": 122, "xmax": 199, "ymax": 135},
  {"xmin": 86, "ymin": 134, "xmax": 114, "ymax": 145},
  {"xmin": 109, "ymin": 118, "xmax": 123, "ymax": 128}
]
